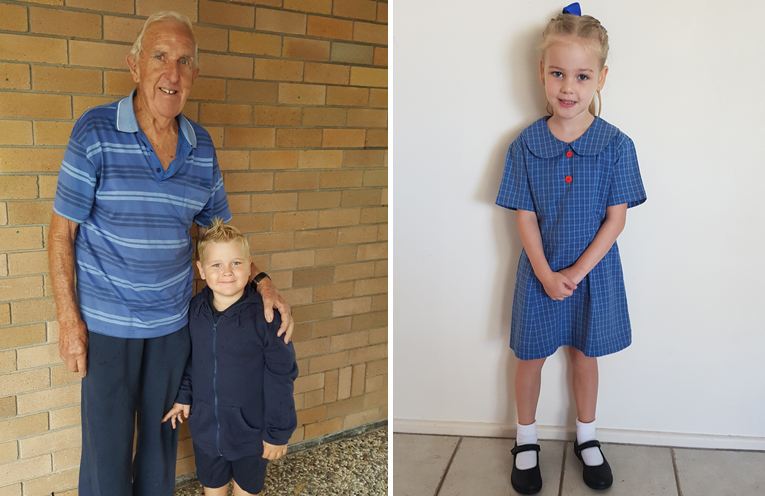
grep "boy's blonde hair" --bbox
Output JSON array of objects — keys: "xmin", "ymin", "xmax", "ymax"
[
  {"xmin": 540, "ymin": 12, "xmax": 609, "ymax": 116},
  {"xmin": 197, "ymin": 218, "xmax": 250, "ymax": 263}
]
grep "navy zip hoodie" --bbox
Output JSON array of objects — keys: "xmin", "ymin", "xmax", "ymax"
[{"xmin": 176, "ymin": 283, "xmax": 298, "ymax": 459}]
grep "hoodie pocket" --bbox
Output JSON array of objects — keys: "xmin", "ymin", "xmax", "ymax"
[
  {"xmin": 188, "ymin": 399, "xmax": 218, "ymax": 450},
  {"xmin": 218, "ymin": 405, "xmax": 261, "ymax": 454}
]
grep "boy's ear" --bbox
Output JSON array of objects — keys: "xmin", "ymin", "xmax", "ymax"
[
  {"xmin": 196, "ymin": 260, "xmax": 205, "ymax": 280},
  {"xmin": 247, "ymin": 256, "xmax": 253, "ymax": 275}
]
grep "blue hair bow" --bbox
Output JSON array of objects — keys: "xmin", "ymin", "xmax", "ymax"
[{"xmin": 562, "ymin": 3, "xmax": 581, "ymax": 15}]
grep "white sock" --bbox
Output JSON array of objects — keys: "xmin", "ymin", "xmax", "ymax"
[
  {"xmin": 515, "ymin": 421, "xmax": 538, "ymax": 470},
  {"xmin": 576, "ymin": 418, "xmax": 604, "ymax": 466}
]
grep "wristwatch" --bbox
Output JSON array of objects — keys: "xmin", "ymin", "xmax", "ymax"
[{"xmin": 253, "ymin": 272, "xmax": 270, "ymax": 287}]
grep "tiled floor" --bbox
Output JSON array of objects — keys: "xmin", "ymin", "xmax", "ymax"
[{"xmin": 393, "ymin": 433, "xmax": 765, "ymax": 496}]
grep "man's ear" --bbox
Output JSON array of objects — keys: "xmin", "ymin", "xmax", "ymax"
[{"xmin": 126, "ymin": 54, "xmax": 140, "ymax": 84}]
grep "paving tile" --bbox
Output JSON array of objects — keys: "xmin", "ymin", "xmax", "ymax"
[
  {"xmin": 561, "ymin": 442, "xmax": 677, "ymax": 495},
  {"xmin": 392, "ymin": 433, "xmax": 460, "ymax": 496},
  {"xmin": 674, "ymin": 448, "xmax": 765, "ymax": 496},
  {"xmin": 440, "ymin": 438, "xmax": 564, "ymax": 496}
]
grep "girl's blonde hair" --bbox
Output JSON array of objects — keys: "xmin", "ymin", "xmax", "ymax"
[
  {"xmin": 198, "ymin": 218, "xmax": 250, "ymax": 263},
  {"xmin": 540, "ymin": 12, "xmax": 609, "ymax": 116}
]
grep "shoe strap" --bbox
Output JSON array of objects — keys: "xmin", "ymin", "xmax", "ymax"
[
  {"xmin": 575, "ymin": 439, "xmax": 601, "ymax": 455},
  {"xmin": 511, "ymin": 443, "xmax": 541, "ymax": 455}
]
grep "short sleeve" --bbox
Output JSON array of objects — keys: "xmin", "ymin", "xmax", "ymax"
[
  {"xmin": 193, "ymin": 150, "xmax": 232, "ymax": 227},
  {"xmin": 496, "ymin": 139, "xmax": 535, "ymax": 212},
  {"xmin": 52, "ymin": 120, "xmax": 98, "ymax": 224},
  {"xmin": 607, "ymin": 136, "xmax": 646, "ymax": 208}
]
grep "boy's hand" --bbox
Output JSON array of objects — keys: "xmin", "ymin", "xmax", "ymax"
[
  {"xmin": 161, "ymin": 403, "xmax": 190, "ymax": 429},
  {"xmin": 262, "ymin": 441, "xmax": 287, "ymax": 460}
]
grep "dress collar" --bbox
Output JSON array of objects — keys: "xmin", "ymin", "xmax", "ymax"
[
  {"xmin": 116, "ymin": 89, "xmax": 197, "ymax": 148},
  {"xmin": 523, "ymin": 116, "xmax": 618, "ymax": 158}
]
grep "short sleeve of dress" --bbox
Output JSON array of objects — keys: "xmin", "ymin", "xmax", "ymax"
[
  {"xmin": 496, "ymin": 139, "xmax": 535, "ymax": 212},
  {"xmin": 607, "ymin": 135, "xmax": 646, "ymax": 208},
  {"xmin": 193, "ymin": 150, "xmax": 232, "ymax": 227},
  {"xmin": 53, "ymin": 118, "xmax": 98, "ymax": 224}
]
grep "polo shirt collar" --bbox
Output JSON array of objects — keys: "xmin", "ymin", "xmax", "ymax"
[
  {"xmin": 524, "ymin": 116, "xmax": 617, "ymax": 158},
  {"xmin": 116, "ymin": 89, "xmax": 197, "ymax": 148}
]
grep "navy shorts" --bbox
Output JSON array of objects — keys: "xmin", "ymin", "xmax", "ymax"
[{"xmin": 193, "ymin": 444, "xmax": 269, "ymax": 494}]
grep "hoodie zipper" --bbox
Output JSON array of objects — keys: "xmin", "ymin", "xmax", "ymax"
[{"xmin": 212, "ymin": 319, "xmax": 221, "ymax": 456}]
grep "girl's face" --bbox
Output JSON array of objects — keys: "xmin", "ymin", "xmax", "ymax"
[{"xmin": 540, "ymin": 37, "xmax": 608, "ymax": 125}]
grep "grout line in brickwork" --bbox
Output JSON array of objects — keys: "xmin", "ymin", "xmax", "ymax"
[
  {"xmin": 434, "ymin": 436, "xmax": 461, "ymax": 496},
  {"xmin": 671, "ymin": 448, "xmax": 683, "ymax": 496}
]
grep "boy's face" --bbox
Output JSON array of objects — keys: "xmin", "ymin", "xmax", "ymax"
[{"xmin": 197, "ymin": 240, "xmax": 251, "ymax": 300}]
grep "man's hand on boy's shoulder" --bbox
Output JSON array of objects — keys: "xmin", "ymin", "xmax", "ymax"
[
  {"xmin": 262, "ymin": 441, "xmax": 287, "ymax": 461},
  {"xmin": 161, "ymin": 403, "xmax": 190, "ymax": 429}
]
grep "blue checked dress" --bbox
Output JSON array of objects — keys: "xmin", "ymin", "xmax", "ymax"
[{"xmin": 496, "ymin": 116, "xmax": 646, "ymax": 360}]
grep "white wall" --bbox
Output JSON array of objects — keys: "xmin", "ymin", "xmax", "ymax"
[{"xmin": 392, "ymin": 0, "xmax": 765, "ymax": 449}]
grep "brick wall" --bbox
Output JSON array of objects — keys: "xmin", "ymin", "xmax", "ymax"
[{"xmin": 0, "ymin": 0, "xmax": 388, "ymax": 493}]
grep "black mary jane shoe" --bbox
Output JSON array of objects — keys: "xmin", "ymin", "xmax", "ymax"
[
  {"xmin": 573, "ymin": 439, "xmax": 613, "ymax": 490},
  {"xmin": 511, "ymin": 443, "xmax": 542, "ymax": 495}
]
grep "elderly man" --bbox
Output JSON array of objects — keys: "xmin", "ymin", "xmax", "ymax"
[{"xmin": 48, "ymin": 12, "xmax": 293, "ymax": 495}]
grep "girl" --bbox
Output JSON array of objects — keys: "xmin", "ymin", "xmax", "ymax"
[{"xmin": 496, "ymin": 3, "xmax": 646, "ymax": 494}]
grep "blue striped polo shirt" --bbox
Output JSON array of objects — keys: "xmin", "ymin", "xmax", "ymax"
[{"xmin": 53, "ymin": 90, "xmax": 231, "ymax": 339}]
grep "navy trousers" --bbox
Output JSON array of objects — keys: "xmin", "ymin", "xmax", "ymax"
[{"xmin": 79, "ymin": 326, "xmax": 191, "ymax": 496}]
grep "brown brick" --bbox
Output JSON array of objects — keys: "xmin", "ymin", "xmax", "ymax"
[
  {"xmin": 0, "ymin": 397, "xmax": 16, "ymax": 422},
  {"xmin": 341, "ymin": 189, "xmax": 381, "ymax": 207},
  {"xmin": 273, "ymin": 211, "xmax": 317, "ymax": 231},
  {"xmin": 52, "ymin": 446, "xmax": 81, "ymax": 471},
  {"xmin": 0, "ymin": 93, "xmax": 70, "ymax": 120},
  {"xmin": 71, "ymin": 96, "xmax": 114, "ymax": 120},
  {"xmin": 311, "ymin": 316, "xmax": 351, "ymax": 338},
  {"xmin": 195, "ymin": 25, "xmax": 229, "ymax": 52},
  {"xmin": 275, "ymin": 171, "xmax": 320, "ymax": 191},
  {"xmin": 0, "ymin": 350, "xmax": 14, "ymax": 374},
  {"xmin": 374, "ymin": 47, "xmax": 388, "ymax": 66},
  {"xmin": 330, "ymin": 330, "xmax": 368, "ymax": 352},
  {"xmin": 271, "ymin": 250, "xmax": 315, "ymax": 270},
  {"xmin": 278, "ymin": 83, "xmax": 326, "ymax": 105},
  {"xmin": 330, "ymin": 42, "xmax": 374, "ymax": 64},
  {"xmin": 0, "ymin": 441, "xmax": 16, "ymax": 465},
  {"xmin": 344, "ymin": 407, "xmax": 379, "ymax": 429},
  {"xmin": 223, "ymin": 172, "xmax": 273, "ymax": 192},
  {"xmin": 350, "ymin": 67, "xmax": 387, "ymax": 88},
  {"xmin": 176, "ymin": 456, "xmax": 195, "ymax": 478},
  {"xmin": 348, "ymin": 343, "xmax": 386, "ymax": 364},
  {"xmin": 309, "ymin": 351, "xmax": 348, "ymax": 374},
  {"xmin": 370, "ymin": 88, "xmax": 387, "ymax": 108},
  {"xmin": 0, "ymin": 148, "xmax": 63, "ymax": 173},
  {"xmin": 0, "ymin": 4, "xmax": 27, "ymax": 32},
  {"xmin": 320, "ymin": 170, "xmax": 363, "ymax": 189},
  {"xmin": 103, "ymin": 16, "xmax": 144, "ymax": 43},
  {"xmin": 0, "ymin": 33, "xmax": 67, "ymax": 65},
  {"xmin": 315, "ymin": 245, "xmax": 356, "ymax": 265},
  {"xmin": 19, "ymin": 422, "xmax": 79, "ymax": 457},
  {"xmin": 0, "ymin": 454, "xmax": 50, "ymax": 486},
  {"xmin": 0, "ymin": 306, "xmax": 9, "ymax": 327},
  {"xmin": 294, "ymin": 229, "xmax": 336, "ymax": 249},
  {"xmin": 371, "ymin": 294, "xmax": 386, "ymax": 312},
  {"xmin": 8, "ymin": 200, "xmax": 54, "ymax": 225},
  {"xmin": 343, "ymin": 149, "xmax": 385, "ymax": 168},
  {"xmin": 292, "ymin": 323, "xmax": 311, "ymax": 342},
  {"xmin": 300, "ymin": 109, "xmax": 344, "ymax": 129},
  {"xmin": 369, "ymin": 325, "xmax": 387, "ymax": 344},
  {"xmin": 256, "ymin": 8, "xmax": 306, "ymax": 35},
  {"xmin": 294, "ymin": 394, "xmax": 305, "ymax": 412},
  {"xmin": 188, "ymin": 77, "xmax": 226, "ymax": 102},
  {"xmin": 0, "ymin": 369, "xmax": 48, "ymax": 398},
  {"xmin": 294, "ymin": 372, "xmax": 324, "ymax": 394},
  {"xmin": 351, "ymin": 362, "xmax": 366, "ymax": 396},
  {"xmin": 352, "ymin": 311, "xmax": 386, "ymax": 331},
  {"xmin": 283, "ymin": 37, "xmax": 330, "ymax": 61},
  {"xmin": 361, "ymin": 205, "xmax": 387, "ymax": 224},
  {"xmin": 0, "ymin": 121, "xmax": 33, "ymax": 146},
  {"xmin": 295, "ymin": 151, "xmax": 341, "ymax": 170},
  {"xmin": 354, "ymin": 277, "xmax": 387, "ymax": 296},
  {"xmin": 366, "ymin": 372, "xmax": 385, "ymax": 392},
  {"xmin": 249, "ymin": 107, "xmax": 299, "ymax": 128},
  {"xmin": 366, "ymin": 357, "xmax": 386, "ymax": 377},
  {"xmin": 284, "ymin": 0, "xmax": 332, "ymax": 14},
  {"xmin": 136, "ymin": 0, "xmax": 198, "ymax": 21},
  {"xmin": 50, "ymin": 364, "xmax": 80, "ymax": 387},
  {"xmin": 313, "ymin": 282, "xmax": 353, "ymax": 302},
  {"xmin": 363, "ymin": 388, "xmax": 386, "ymax": 409},
  {"xmin": 11, "ymin": 298, "xmax": 56, "ymax": 325},
  {"xmin": 33, "ymin": 121, "xmax": 74, "ymax": 146},
  {"xmin": 377, "ymin": 2, "xmax": 388, "ymax": 22},
  {"xmin": 49, "ymin": 405, "xmax": 80, "ymax": 430},
  {"xmin": 254, "ymin": 59, "xmax": 304, "ymax": 82},
  {"xmin": 276, "ymin": 129, "xmax": 322, "ymax": 148},
  {"xmin": 0, "ymin": 209, "xmax": 5, "ymax": 227},
  {"xmin": 229, "ymin": 213, "xmax": 271, "ymax": 233},
  {"xmin": 0, "ymin": 228, "xmax": 43, "ymax": 251},
  {"xmin": 337, "ymin": 365, "xmax": 351, "ymax": 399},
  {"xmin": 326, "ymin": 86, "xmax": 368, "ymax": 107},
  {"xmin": 337, "ymin": 226, "xmax": 377, "ymax": 245},
  {"xmin": 305, "ymin": 388, "xmax": 323, "ymax": 407},
  {"xmin": 216, "ymin": 150, "xmax": 250, "ymax": 171},
  {"xmin": 70, "ymin": 41, "xmax": 131, "ymax": 70},
  {"xmin": 304, "ymin": 416, "xmax": 343, "ymax": 439},
  {"xmin": 298, "ymin": 191, "xmax": 341, "ymax": 210},
  {"xmin": 30, "ymin": 7, "xmax": 101, "ymax": 39},
  {"xmin": 292, "ymin": 302, "xmax": 332, "ymax": 323},
  {"xmin": 293, "ymin": 266, "xmax": 334, "ymax": 286},
  {"xmin": 199, "ymin": 53, "xmax": 253, "ymax": 79},
  {"xmin": 250, "ymin": 192, "xmax": 298, "ymax": 213},
  {"xmin": 322, "ymin": 129, "xmax": 365, "ymax": 148},
  {"xmin": 334, "ymin": 0, "xmax": 377, "ymax": 20},
  {"xmin": 323, "ymin": 369, "xmax": 338, "ymax": 402},
  {"xmin": 229, "ymin": 31, "xmax": 282, "ymax": 57},
  {"xmin": 332, "ymin": 297, "xmax": 371, "ymax": 317},
  {"xmin": 296, "ymin": 405, "xmax": 325, "ymax": 425},
  {"xmin": 0, "ymin": 323, "xmax": 46, "ymax": 350},
  {"xmin": 306, "ymin": 16, "xmax": 353, "ymax": 41},
  {"xmin": 200, "ymin": 103, "xmax": 252, "ymax": 125},
  {"xmin": 294, "ymin": 337, "xmax": 330, "ymax": 358},
  {"xmin": 357, "ymin": 242, "xmax": 386, "ymax": 261},
  {"xmin": 224, "ymin": 128, "xmax": 275, "ymax": 149},
  {"xmin": 200, "ymin": 0, "xmax": 254, "ymax": 28},
  {"xmin": 66, "ymin": 0, "xmax": 132, "ymax": 14},
  {"xmin": 347, "ymin": 109, "xmax": 387, "ymax": 128},
  {"xmin": 288, "ymin": 426, "xmax": 304, "ymax": 444},
  {"xmin": 227, "ymin": 81, "xmax": 278, "ymax": 104},
  {"xmin": 354, "ymin": 20, "xmax": 387, "ymax": 45},
  {"xmin": 0, "ymin": 63, "xmax": 30, "ymax": 90},
  {"xmin": 317, "ymin": 209, "xmax": 360, "ymax": 228},
  {"xmin": 226, "ymin": 193, "xmax": 250, "ymax": 213},
  {"xmin": 206, "ymin": 123, "xmax": 222, "ymax": 145},
  {"xmin": 15, "ymin": 466, "xmax": 78, "ymax": 495},
  {"xmin": 268, "ymin": 271, "xmax": 292, "ymax": 290},
  {"xmin": 18, "ymin": 384, "xmax": 80, "ymax": 414},
  {"xmin": 249, "ymin": 232, "xmax": 293, "ymax": 252},
  {"xmin": 363, "ymin": 169, "xmax": 387, "ymax": 187}
]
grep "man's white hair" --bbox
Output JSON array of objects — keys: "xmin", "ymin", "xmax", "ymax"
[{"xmin": 130, "ymin": 11, "xmax": 199, "ymax": 68}]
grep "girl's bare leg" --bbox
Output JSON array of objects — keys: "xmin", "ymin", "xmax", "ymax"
[
  {"xmin": 203, "ymin": 484, "xmax": 229, "ymax": 496},
  {"xmin": 232, "ymin": 479, "xmax": 260, "ymax": 496},
  {"xmin": 515, "ymin": 357, "xmax": 547, "ymax": 424},
  {"xmin": 567, "ymin": 347, "xmax": 598, "ymax": 423}
]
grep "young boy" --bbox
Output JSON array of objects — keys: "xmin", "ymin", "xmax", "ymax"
[{"xmin": 163, "ymin": 219, "xmax": 298, "ymax": 496}]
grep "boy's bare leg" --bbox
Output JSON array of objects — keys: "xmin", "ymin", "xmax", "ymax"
[
  {"xmin": 515, "ymin": 357, "xmax": 547, "ymax": 424},
  {"xmin": 567, "ymin": 347, "xmax": 598, "ymax": 423},
  {"xmin": 203, "ymin": 484, "xmax": 229, "ymax": 496},
  {"xmin": 232, "ymin": 479, "xmax": 260, "ymax": 496}
]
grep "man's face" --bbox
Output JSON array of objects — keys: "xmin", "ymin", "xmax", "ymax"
[{"xmin": 127, "ymin": 20, "xmax": 199, "ymax": 121}]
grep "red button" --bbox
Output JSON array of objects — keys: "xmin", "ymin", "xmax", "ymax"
[
  {"xmin": 566, "ymin": 151, "xmax": 573, "ymax": 158},
  {"xmin": 565, "ymin": 175, "xmax": 572, "ymax": 183}
]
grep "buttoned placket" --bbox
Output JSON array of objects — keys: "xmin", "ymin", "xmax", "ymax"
[{"xmin": 564, "ymin": 148, "xmax": 574, "ymax": 184}]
